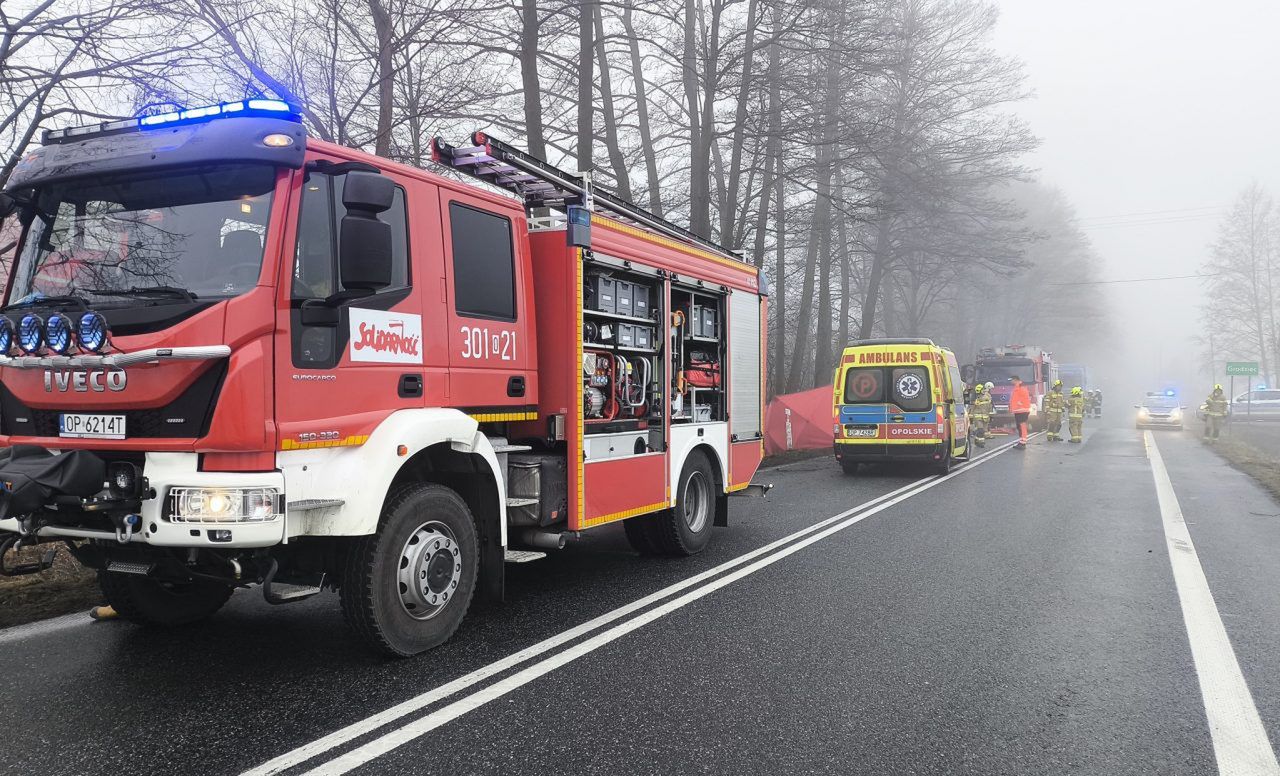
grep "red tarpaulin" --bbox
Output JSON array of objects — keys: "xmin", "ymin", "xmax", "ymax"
[{"xmin": 764, "ymin": 385, "xmax": 836, "ymax": 455}]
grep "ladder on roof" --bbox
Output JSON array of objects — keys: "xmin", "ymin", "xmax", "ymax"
[{"xmin": 430, "ymin": 131, "xmax": 742, "ymax": 262}]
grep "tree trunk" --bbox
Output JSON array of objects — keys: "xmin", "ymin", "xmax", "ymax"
[
  {"xmin": 718, "ymin": 0, "xmax": 759, "ymax": 246},
  {"xmin": 682, "ymin": 0, "xmax": 710, "ymax": 237},
  {"xmin": 576, "ymin": 0, "xmax": 595, "ymax": 170},
  {"xmin": 520, "ymin": 0, "xmax": 546, "ymax": 159},
  {"xmin": 593, "ymin": 4, "xmax": 631, "ymax": 199},
  {"xmin": 770, "ymin": 156, "xmax": 787, "ymax": 399},
  {"xmin": 622, "ymin": 2, "xmax": 662, "ymax": 216},
  {"xmin": 837, "ymin": 207, "xmax": 852, "ymax": 349},
  {"xmin": 367, "ymin": 0, "xmax": 395, "ymax": 156},
  {"xmin": 859, "ymin": 214, "xmax": 893, "ymax": 338}
]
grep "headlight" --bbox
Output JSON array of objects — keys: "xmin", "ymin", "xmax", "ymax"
[
  {"xmin": 169, "ymin": 487, "xmax": 282, "ymax": 523},
  {"xmin": 45, "ymin": 313, "xmax": 73, "ymax": 355},
  {"xmin": 1170, "ymin": 409, "xmax": 1182, "ymax": 421},
  {"xmin": 0, "ymin": 317, "xmax": 13, "ymax": 354},
  {"xmin": 17, "ymin": 313, "xmax": 43, "ymax": 353},
  {"xmin": 1138, "ymin": 408, "xmax": 1150, "ymax": 418},
  {"xmin": 77, "ymin": 311, "xmax": 109, "ymax": 353}
]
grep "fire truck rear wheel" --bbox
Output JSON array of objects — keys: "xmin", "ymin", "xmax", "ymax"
[
  {"xmin": 340, "ymin": 484, "xmax": 478, "ymax": 657},
  {"xmin": 839, "ymin": 458, "xmax": 860, "ymax": 475},
  {"xmin": 96, "ymin": 570, "xmax": 233, "ymax": 626},
  {"xmin": 652, "ymin": 453, "xmax": 716, "ymax": 556}
]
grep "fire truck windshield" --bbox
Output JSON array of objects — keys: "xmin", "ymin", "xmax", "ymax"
[
  {"xmin": 8, "ymin": 165, "xmax": 276, "ymax": 306},
  {"xmin": 976, "ymin": 359, "xmax": 1036, "ymax": 384}
]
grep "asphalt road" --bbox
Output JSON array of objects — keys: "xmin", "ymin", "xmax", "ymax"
[{"xmin": 3, "ymin": 419, "xmax": 1280, "ymax": 776}]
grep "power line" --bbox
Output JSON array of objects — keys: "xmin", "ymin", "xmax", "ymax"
[
  {"xmin": 1047, "ymin": 273, "xmax": 1219, "ymax": 286},
  {"xmin": 1073, "ymin": 205, "xmax": 1224, "ymax": 223},
  {"xmin": 1078, "ymin": 213, "xmax": 1223, "ymax": 230}
]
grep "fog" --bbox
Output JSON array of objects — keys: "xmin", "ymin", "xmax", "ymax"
[{"xmin": 993, "ymin": 0, "xmax": 1280, "ymax": 405}]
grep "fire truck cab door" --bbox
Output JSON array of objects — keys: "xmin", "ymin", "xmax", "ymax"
[
  {"xmin": 275, "ymin": 162, "xmax": 440, "ymax": 451},
  {"xmin": 438, "ymin": 192, "xmax": 535, "ymax": 416}
]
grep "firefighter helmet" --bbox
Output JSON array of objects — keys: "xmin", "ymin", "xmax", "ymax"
[
  {"xmin": 1214, "ymin": 384, "xmax": 1223, "ymax": 392},
  {"xmin": 974, "ymin": 383, "xmax": 986, "ymax": 394},
  {"xmin": 1071, "ymin": 386, "xmax": 1083, "ymax": 395},
  {"xmin": 1054, "ymin": 379, "xmax": 1063, "ymax": 387}
]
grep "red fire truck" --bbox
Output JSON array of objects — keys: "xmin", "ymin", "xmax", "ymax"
[
  {"xmin": 974, "ymin": 345, "xmax": 1056, "ymax": 431},
  {"xmin": 0, "ymin": 101, "xmax": 768, "ymax": 656}
]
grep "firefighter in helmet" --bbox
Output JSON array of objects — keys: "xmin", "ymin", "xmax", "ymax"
[
  {"xmin": 1067, "ymin": 386, "xmax": 1086, "ymax": 443},
  {"xmin": 970, "ymin": 383, "xmax": 992, "ymax": 448},
  {"xmin": 1044, "ymin": 379, "xmax": 1066, "ymax": 442},
  {"xmin": 1202, "ymin": 384, "xmax": 1229, "ymax": 440}
]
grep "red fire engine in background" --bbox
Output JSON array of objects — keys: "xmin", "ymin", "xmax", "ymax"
[
  {"xmin": 0, "ymin": 101, "xmax": 768, "ymax": 656},
  {"xmin": 973, "ymin": 345, "xmax": 1056, "ymax": 431}
]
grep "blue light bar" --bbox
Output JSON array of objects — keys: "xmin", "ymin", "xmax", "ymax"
[
  {"xmin": 136, "ymin": 99, "xmax": 299, "ymax": 128},
  {"xmin": 44, "ymin": 99, "xmax": 302, "ymax": 144},
  {"xmin": 1165, "ymin": 389, "xmax": 1176, "ymax": 397}
]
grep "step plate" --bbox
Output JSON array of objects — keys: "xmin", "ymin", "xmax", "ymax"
[{"xmin": 503, "ymin": 549, "xmax": 547, "ymax": 563}]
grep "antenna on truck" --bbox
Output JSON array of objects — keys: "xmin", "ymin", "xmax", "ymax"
[{"xmin": 431, "ymin": 132, "xmax": 743, "ymax": 262}]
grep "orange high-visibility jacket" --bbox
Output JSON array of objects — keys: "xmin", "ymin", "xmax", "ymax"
[{"xmin": 1010, "ymin": 385, "xmax": 1032, "ymax": 414}]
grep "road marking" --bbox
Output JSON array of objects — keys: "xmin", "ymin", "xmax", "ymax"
[
  {"xmin": 261, "ymin": 438, "xmax": 1026, "ymax": 776},
  {"xmin": 245, "ymin": 464, "xmax": 952, "ymax": 776},
  {"xmin": 0, "ymin": 611, "xmax": 87, "ymax": 646},
  {"xmin": 1146, "ymin": 432, "xmax": 1280, "ymax": 776}
]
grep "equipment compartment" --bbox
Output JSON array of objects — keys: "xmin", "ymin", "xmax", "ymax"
[
  {"xmin": 582, "ymin": 267, "xmax": 664, "ymax": 442},
  {"xmin": 671, "ymin": 288, "xmax": 726, "ymax": 423}
]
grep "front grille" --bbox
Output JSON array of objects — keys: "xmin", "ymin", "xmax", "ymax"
[{"xmin": 0, "ymin": 362, "xmax": 226, "ymax": 439}]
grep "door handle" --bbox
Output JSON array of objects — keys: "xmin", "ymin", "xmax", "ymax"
[
  {"xmin": 891, "ymin": 415, "xmax": 905, "ymax": 422},
  {"xmin": 398, "ymin": 374, "xmax": 423, "ymax": 398},
  {"xmin": 507, "ymin": 375, "xmax": 526, "ymax": 398}
]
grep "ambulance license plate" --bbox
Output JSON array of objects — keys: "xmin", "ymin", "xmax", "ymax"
[
  {"xmin": 59, "ymin": 413, "xmax": 126, "ymax": 439},
  {"xmin": 848, "ymin": 428, "xmax": 878, "ymax": 438}
]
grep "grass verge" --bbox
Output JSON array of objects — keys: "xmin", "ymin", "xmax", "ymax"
[
  {"xmin": 0, "ymin": 544, "xmax": 101, "ymax": 629},
  {"xmin": 1202, "ymin": 435, "xmax": 1280, "ymax": 504}
]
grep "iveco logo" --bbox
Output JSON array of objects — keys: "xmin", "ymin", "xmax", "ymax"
[{"xmin": 43, "ymin": 369, "xmax": 127, "ymax": 393}]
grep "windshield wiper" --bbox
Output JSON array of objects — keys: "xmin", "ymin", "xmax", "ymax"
[
  {"xmin": 85, "ymin": 286, "xmax": 198, "ymax": 303},
  {"xmin": 1, "ymin": 293, "xmax": 90, "ymax": 312}
]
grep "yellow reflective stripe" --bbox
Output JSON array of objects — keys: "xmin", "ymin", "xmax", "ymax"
[
  {"xmin": 580, "ymin": 500, "xmax": 669, "ymax": 529},
  {"xmin": 280, "ymin": 434, "xmax": 369, "ymax": 451},
  {"xmin": 469, "ymin": 411, "xmax": 539, "ymax": 423},
  {"xmin": 591, "ymin": 215, "xmax": 756, "ymax": 275}
]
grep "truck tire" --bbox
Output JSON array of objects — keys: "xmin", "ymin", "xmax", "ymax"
[
  {"xmin": 97, "ymin": 570, "xmax": 233, "ymax": 626},
  {"xmin": 341, "ymin": 484, "xmax": 478, "ymax": 657},
  {"xmin": 839, "ymin": 458, "xmax": 860, "ymax": 475},
  {"xmin": 934, "ymin": 445, "xmax": 952, "ymax": 475},
  {"xmin": 650, "ymin": 453, "xmax": 716, "ymax": 556}
]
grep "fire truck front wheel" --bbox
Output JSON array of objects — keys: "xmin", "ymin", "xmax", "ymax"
[
  {"xmin": 97, "ymin": 571, "xmax": 234, "ymax": 626},
  {"xmin": 340, "ymin": 484, "xmax": 479, "ymax": 657}
]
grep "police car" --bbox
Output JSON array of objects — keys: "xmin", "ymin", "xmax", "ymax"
[{"xmin": 1136, "ymin": 391, "xmax": 1184, "ymax": 430}]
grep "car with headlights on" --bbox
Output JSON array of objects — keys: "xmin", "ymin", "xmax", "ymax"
[{"xmin": 1136, "ymin": 394, "xmax": 1184, "ymax": 430}]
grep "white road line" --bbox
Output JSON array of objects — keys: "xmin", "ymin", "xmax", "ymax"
[
  {"xmin": 288, "ymin": 440, "xmax": 1024, "ymax": 776},
  {"xmin": 1146, "ymin": 432, "xmax": 1280, "ymax": 776},
  {"xmin": 244, "ymin": 465, "xmax": 957, "ymax": 776},
  {"xmin": 0, "ymin": 611, "xmax": 87, "ymax": 645}
]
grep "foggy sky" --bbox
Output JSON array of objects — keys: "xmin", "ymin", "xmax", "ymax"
[{"xmin": 992, "ymin": 0, "xmax": 1280, "ymax": 401}]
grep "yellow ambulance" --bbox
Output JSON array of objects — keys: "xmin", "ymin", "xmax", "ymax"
[{"xmin": 833, "ymin": 338, "xmax": 971, "ymax": 475}]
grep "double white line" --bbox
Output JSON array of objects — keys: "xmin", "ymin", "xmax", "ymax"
[{"xmin": 246, "ymin": 440, "xmax": 1025, "ymax": 776}]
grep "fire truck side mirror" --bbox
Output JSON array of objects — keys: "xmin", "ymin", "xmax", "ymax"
[{"xmin": 339, "ymin": 172, "xmax": 395, "ymax": 292}]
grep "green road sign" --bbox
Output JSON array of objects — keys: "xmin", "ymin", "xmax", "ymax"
[{"xmin": 1226, "ymin": 361, "xmax": 1260, "ymax": 376}]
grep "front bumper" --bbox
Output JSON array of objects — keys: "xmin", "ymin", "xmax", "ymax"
[
  {"xmin": 0, "ymin": 451, "xmax": 285, "ymax": 549},
  {"xmin": 834, "ymin": 440, "xmax": 946, "ymax": 462}
]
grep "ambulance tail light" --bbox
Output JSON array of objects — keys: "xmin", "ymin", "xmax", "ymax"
[{"xmin": 936, "ymin": 406, "xmax": 946, "ymax": 435}]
